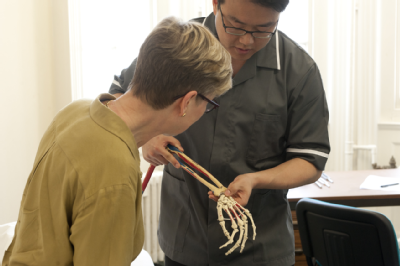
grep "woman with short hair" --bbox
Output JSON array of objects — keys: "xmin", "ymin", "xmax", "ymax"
[{"xmin": 3, "ymin": 17, "xmax": 232, "ymax": 266}]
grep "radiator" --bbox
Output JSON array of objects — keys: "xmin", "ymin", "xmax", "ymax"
[{"xmin": 142, "ymin": 170, "xmax": 164, "ymax": 263}]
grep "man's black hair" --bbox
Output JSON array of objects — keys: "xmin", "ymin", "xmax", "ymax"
[{"xmin": 218, "ymin": 0, "xmax": 289, "ymax": 13}]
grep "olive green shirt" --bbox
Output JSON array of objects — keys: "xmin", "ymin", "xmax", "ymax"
[{"xmin": 2, "ymin": 94, "xmax": 144, "ymax": 266}]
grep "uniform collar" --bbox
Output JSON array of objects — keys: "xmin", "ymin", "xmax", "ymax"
[
  {"xmin": 203, "ymin": 12, "xmax": 280, "ymax": 85},
  {"xmin": 90, "ymin": 93, "xmax": 140, "ymax": 161},
  {"xmin": 203, "ymin": 12, "xmax": 218, "ymax": 39},
  {"xmin": 256, "ymin": 30, "xmax": 281, "ymax": 70}
]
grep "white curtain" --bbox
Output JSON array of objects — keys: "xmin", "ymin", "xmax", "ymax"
[
  {"xmin": 69, "ymin": 0, "xmax": 400, "ymax": 171},
  {"xmin": 68, "ymin": 0, "xmax": 400, "ymax": 244},
  {"xmin": 69, "ymin": 0, "xmax": 214, "ymax": 100},
  {"xmin": 70, "ymin": 0, "xmax": 309, "ymax": 100}
]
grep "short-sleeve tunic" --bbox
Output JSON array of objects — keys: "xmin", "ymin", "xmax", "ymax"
[{"xmin": 110, "ymin": 13, "xmax": 330, "ymax": 266}]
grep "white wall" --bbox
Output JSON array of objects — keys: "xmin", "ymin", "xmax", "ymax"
[
  {"xmin": 0, "ymin": 0, "xmax": 71, "ymax": 224},
  {"xmin": 307, "ymin": 0, "xmax": 400, "ymax": 235},
  {"xmin": 377, "ymin": 0, "xmax": 400, "ymax": 166},
  {"xmin": 1, "ymin": 0, "xmax": 400, "ymax": 232}
]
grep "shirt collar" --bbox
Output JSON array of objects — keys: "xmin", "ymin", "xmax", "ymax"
[
  {"xmin": 203, "ymin": 12, "xmax": 281, "ymax": 71},
  {"xmin": 90, "ymin": 93, "xmax": 140, "ymax": 161},
  {"xmin": 256, "ymin": 30, "xmax": 280, "ymax": 70},
  {"xmin": 203, "ymin": 12, "xmax": 218, "ymax": 39}
]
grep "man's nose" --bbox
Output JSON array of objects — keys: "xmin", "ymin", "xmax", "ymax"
[{"xmin": 239, "ymin": 33, "xmax": 255, "ymax": 46}]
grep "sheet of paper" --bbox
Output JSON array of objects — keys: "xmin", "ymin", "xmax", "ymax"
[{"xmin": 360, "ymin": 175, "xmax": 400, "ymax": 192}]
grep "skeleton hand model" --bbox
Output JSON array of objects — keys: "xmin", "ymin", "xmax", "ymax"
[{"xmin": 167, "ymin": 145, "xmax": 256, "ymax": 256}]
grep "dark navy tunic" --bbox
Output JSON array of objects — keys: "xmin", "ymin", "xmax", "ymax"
[{"xmin": 109, "ymin": 12, "xmax": 330, "ymax": 266}]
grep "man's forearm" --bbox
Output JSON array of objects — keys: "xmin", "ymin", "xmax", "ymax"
[{"xmin": 251, "ymin": 158, "xmax": 322, "ymax": 190}]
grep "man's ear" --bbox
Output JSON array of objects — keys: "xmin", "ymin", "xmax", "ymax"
[
  {"xmin": 179, "ymin": 91, "xmax": 198, "ymax": 116},
  {"xmin": 212, "ymin": 0, "xmax": 218, "ymax": 15}
]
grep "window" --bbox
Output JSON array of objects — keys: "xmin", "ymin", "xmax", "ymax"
[
  {"xmin": 78, "ymin": 0, "xmax": 152, "ymax": 99},
  {"xmin": 74, "ymin": 0, "xmax": 213, "ymax": 100},
  {"xmin": 73, "ymin": 1, "xmax": 308, "ymax": 100},
  {"xmin": 278, "ymin": 0, "xmax": 309, "ymax": 51}
]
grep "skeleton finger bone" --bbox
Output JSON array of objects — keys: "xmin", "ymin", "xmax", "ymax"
[
  {"xmin": 217, "ymin": 195, "xmax": 256, "ymax": 255},
  {"xmin": 219, "ymin": 205, "xmax": 238, "ymax": 248},
  {"xmin": 238, "ymin": 212, "xmax": 248, "ymax": 252},
  {"xmin": 217, "ymin": 202, "xmax": 231, "ymax": 239},
  {"xmin": 235, "ymin": 202, "xmax": 257, "ymax": 240},
  {"xmin": 225, "ymin": 204, "xmax": 245, "ymax": 256},
  {"xmin": 231, "ymin": 203, "xmax": 249, "ymax": 253}
]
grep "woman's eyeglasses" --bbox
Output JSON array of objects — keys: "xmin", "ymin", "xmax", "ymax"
[{"xmin": 173, "ymin": 93, "xmax": 219, "ymax": 113}]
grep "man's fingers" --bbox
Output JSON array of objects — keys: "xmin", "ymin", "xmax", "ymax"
[
  {"xmin": 226, "ymin": 183, "xmax": 238, "ymax": 196},
  {"xmin": 232, "ymin": 193, "xmax": 249, "ymax": 207},
  {"xmin": 208, "ymin": 194, "xmax": 218, "ymax": 202},
  {"xmin": 208, "ymin": 191, "xmax": 219, "ymax": 202}
]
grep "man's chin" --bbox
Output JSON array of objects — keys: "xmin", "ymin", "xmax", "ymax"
[
  {"xmin": 230, "ymin": 47, "xmax": 253, "ymax": 59},
  {"xmin": 232, "ymin": 53, "xmax": 253, "ymax": 62}
]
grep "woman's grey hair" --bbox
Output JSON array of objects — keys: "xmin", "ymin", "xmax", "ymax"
[{"xmin": 129, "ymin": 16, "xmax": 232, "ymax": 110}]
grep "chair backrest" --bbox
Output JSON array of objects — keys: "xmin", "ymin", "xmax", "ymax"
[{"xmin": 296, "ymin": 198, "xmax": 400, "ymax": 266}]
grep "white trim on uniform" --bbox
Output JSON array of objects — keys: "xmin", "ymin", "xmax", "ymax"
[
  {"xmin": 287, "ymin": 148, "xmax": 329, "ymax": 158},
  {"xmin": 276, "ymin": 30, "xmax": 280, "ymax": 70},
  {"xmin": 112, "ymin": 79, "xmax": 121, "ymax": 88}
]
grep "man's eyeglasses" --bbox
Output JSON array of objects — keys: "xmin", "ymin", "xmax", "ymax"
[
  {"xmin": 219, "ymin": 5, "xmax": 278, "ymax": 39},
  {"xmin": 174, "ymin": 93, "xmax": 219, "ymax": 113}
]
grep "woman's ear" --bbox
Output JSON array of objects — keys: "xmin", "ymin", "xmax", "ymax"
[
  {"xmin": 212, "ymin": 0, "xmax": 218, "ymax": 15},
  {"xmin": 179, "ymin": 91, "xmax": 198, "ymax": 117}
]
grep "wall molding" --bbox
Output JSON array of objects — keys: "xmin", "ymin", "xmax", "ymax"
[
  {"xmin": 396, "ymin": 0, "xmax": 400, "ymax": 108},
  {"xmin": 378, "ymin": 122, "xmax": 400, "ymax": 130},
  {"xmin": 68, "ymin": 0, "xmax": 83, "ymax": 101}
]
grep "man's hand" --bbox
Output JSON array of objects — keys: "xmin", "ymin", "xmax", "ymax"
[
  {"xmin": 142, "ymin": 135, "xmax": 184, "ymax": 168},
  {"xmin": 208, "ymin": 174, "xmax": 255, "ymax": 207}
]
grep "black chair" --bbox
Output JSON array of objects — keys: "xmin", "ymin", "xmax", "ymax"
[{"xmin": 296, "ymin": 198, "xmax": 400, "ymax": 266}]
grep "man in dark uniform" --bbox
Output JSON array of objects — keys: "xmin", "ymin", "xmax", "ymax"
[{"xmin": 109, "ymin": 0, "xmax": 330, "ymax": 265}]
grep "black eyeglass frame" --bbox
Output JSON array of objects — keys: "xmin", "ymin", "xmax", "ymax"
[
  {"xmin": 173, "ymin": 93, "xmax": 220, "ymax": 113},
  {"xmin": 219, "ymin": 5, "xmax": 278, "ymax": 39}
]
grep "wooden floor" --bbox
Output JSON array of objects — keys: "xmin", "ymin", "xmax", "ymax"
[{"xmin": 292, "ymin": 210, "xmax": 308, "ymax": 266}]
